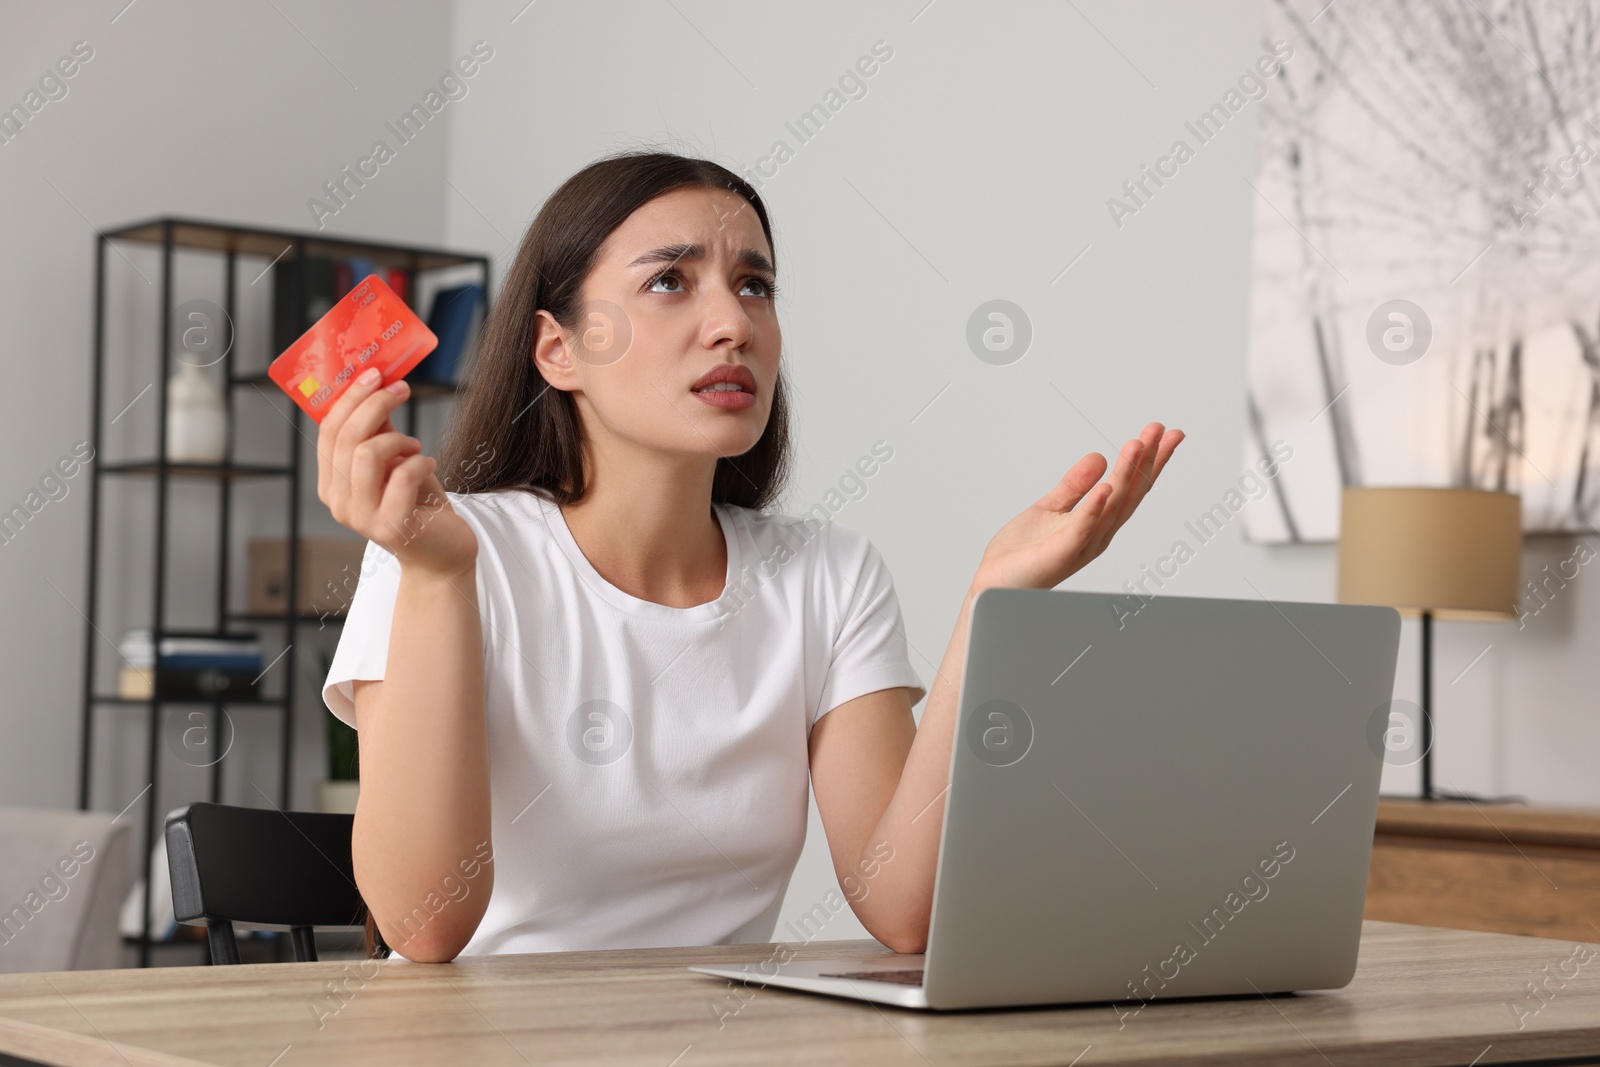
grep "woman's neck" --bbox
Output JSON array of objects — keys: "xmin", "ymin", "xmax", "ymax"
[{"xmin": 559, "ymin": 443, "xmax": 727, "ymax": 609}]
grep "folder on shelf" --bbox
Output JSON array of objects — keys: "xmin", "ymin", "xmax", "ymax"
[{"xmin": 413, "ymin": 282, "xmax": 485, "ymax": 384}]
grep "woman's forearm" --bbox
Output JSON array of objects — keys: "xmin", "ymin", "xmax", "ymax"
[
  {"xmin": 845, "ymin": 587, "xmax": 978, "ymax": 953},
  {"xmin": 351, "ymin": 559, "xmax": 492, "ymax": 961}
]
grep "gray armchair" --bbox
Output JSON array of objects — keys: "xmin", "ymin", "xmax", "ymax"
[{"xmin": 0, "ymin": 806, "xmax": 132, "ymax": 972}]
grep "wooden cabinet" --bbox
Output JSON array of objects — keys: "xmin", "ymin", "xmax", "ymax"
[{"xmin": 1365, "ymin": 799, "xmax": 1600, "ymax": 942}]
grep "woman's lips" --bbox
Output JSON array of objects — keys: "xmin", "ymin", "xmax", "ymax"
[{"xmin": 692, "ymin": 385, "xmax": 757, "ymax": 410}]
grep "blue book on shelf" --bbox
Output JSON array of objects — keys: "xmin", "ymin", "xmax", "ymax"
[
  {"xmin": 347, "ymin": 256, "xmax": 377, "ymax": 286},
  {"xmin": 415, "ymin": 283, "xmax": 485, "ymax": 384}
]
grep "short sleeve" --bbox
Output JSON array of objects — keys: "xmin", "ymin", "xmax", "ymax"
[
  {"xmin": 321, "ymin": 539, "xmax": 403, "ymax": 728},
  {"xmin": 814, "ymin": 525, "xmax": 928, "ymax": 725}
]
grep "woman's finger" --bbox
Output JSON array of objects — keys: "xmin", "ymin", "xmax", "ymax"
[
  {"xmin": 1147, "ymin": 429, "xmax": 1184, "ymax": 483},
  {"xmin": 1122, "ymin": 423, "xmax": 1163, "ymax": 496},
  {"xmin": 375, "ymin": 453, "xmax": 438, "ymax": 544},
  {"xmin": 1114, "ymin": 427, "xmax": 1181, "ymax": 531},
  {"xmin": 1067, "ymin": 454, "xmax": 1125, "ymax": 563},
  {"xmin": 329, "ymin": 383, "xmax": 410, "ymax": 506},
  {"xmin": 347, "ymin": 433, "xmax": 423, "ymax": 522},
  {"xmin": 1127, "ymin": 422, "xmax": 1165, "ymax": 491},
  {"xmin": 1092, "ymin": 427, "xmax": 1183, "ymax": 558},
  {"xmin": 1035, "ymin": 452, "xmax": 1109, "ymax": 513},
  {"xmin": 1110, "ymin": 423, "xmax": 1165, "ymax": 526},
  {"xmin": 1050, "ymin": 482, "xmax": 1114, "ymax": 564},
  {"xmin": 1086, "ymin": 430, "xmax": 1159, "ymax": 556},
  {"xmin": 1097, "ymin": 437, "xmax": 1147, "ymax": 527},
  {"xmin": 317, "ymin": 372, "xmax": 394, "ymax": 499}
]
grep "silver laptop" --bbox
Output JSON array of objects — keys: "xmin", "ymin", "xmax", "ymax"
[{"xmin": 690, "ymin": 587, "xmax": 1401, "ymax": 1010}]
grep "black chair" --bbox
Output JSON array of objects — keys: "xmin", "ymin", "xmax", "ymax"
[{"xmin": 165, "ymin": 802, "xmax": 367, "ymax": 964}]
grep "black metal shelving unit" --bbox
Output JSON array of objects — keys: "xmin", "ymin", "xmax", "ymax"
[{"xmin": 78, "ymin": 216, "xmax": 488, "ymax": 966}]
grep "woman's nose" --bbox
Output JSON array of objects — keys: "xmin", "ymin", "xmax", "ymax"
[{"xmin": 700, "ymin": 284, "xmax": 754, "ymax": 348}]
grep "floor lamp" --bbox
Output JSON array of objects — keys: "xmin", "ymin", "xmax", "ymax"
[{"xmin": 1336, "ymin": 487, "xmax": 1521, "ymax": 801}]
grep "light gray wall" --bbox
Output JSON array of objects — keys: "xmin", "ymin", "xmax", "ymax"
[{"xmin": 3, "ymin": 0, "xmax": 1596, "ymax": 954}]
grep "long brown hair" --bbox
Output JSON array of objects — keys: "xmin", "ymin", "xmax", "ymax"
[{"xmin": 435, "ymin": 148, "xmax": 792, "ymax": 508}]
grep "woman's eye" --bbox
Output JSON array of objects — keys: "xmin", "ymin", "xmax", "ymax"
[{"xmin": 645, "ymin": 272, "xmax": 779, "ymax": 297}]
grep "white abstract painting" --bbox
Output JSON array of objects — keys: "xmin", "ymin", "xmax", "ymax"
[{"xmin": 1245, "ymin": 0, "xmax": 1600, "ymax": 542}]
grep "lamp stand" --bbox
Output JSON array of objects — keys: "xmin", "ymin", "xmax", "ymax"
[
  {"xmin": 1410, "ymin": 611, "xmax": 1523, "ymax": 805},
  {"xmin": 1420, "ymin": 609, "xmax": 1433, "ymax": 801}
]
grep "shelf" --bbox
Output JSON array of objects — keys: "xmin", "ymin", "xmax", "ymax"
[
  {"xmin": 100, "ymin": 460, "xmax": 292, "ymax": 479},
  {"xmin": 85, "ymin": 215, "xmax": 487, "ymax": 968},
  {"xmin": 231, "ymin": 370, "xmax": 460, "ymax": 400},
  {"xmin": 93, "ymin": 694, "xmax": 284, "ymax": 706},
  {"xmin": 103, "ymin": 215, "xmax": 486, "ymax": 273},
  {"xmin": 116, "ymin": 626, "xmax": 273, "ymax": 638},
  {"xmin": 120, "ymin": 927, "xmax": 343, "ymax": 946},
  {"xmin": 122, "ymin": 927, "xmax": 205, "ymax": 947}
]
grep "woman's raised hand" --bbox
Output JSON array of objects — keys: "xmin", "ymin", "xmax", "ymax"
[
  {"xmin": 970, "ymin": 421, "xmax": 1182, "ymax": 593},
  {"xmin": 315, "ymin": 370, "xmax": 478, "ymax": 579}
]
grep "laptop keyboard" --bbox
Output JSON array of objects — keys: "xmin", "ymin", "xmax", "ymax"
[{"xmin": 817, "ymin": 968, "xmax": 926, "ymax": 986}]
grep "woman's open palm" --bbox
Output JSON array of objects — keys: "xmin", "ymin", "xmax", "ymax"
[{"xmin": 972, "ymin": 422, "xmax": 1183, "ymax": 593}]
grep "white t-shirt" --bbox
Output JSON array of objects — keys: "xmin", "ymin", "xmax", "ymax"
[{"xmin": 321, "ymin": 488, "xmax": 926, "ymax": 958}]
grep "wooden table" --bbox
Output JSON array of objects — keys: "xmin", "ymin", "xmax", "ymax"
[
  {"xmin": 1367, "ymin": 800, "xmax": 1600, "ymax": 942},
  {"xmin": 0, "ymin": 921, "xmax": 1596, "ymax": 1066}
]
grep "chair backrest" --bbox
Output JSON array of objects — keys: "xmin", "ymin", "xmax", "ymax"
[{"xmin": 165, "ymin": 802, "xmax": 364, "ymax": 964}]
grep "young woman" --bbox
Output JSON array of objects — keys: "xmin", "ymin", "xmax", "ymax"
[{"xmin": 318, "ymin": 150, "xmax": 1181, "ymax": 962}]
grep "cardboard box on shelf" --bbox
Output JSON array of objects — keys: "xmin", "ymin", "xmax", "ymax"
[{"xmin": 247, "ymin": 538, "xmax": 368, "ymax": 616}]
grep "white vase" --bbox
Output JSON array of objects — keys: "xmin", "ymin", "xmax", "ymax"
[
  {"xmin": 165, "ymin": 361, "xmax": 228, "ymax": 463},
  {"xmin": 316, "ymin": 779, "xmax": 360, "ymax": 814}
]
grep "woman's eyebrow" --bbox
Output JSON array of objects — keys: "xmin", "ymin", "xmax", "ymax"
[{"xmin": 627, "ymin": 243, "xmax": 776, "ymax": 276}]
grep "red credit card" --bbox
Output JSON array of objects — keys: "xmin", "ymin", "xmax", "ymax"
[{"xmin": 267, "ymin": 274, "xmax": 437, "ymax": 423}]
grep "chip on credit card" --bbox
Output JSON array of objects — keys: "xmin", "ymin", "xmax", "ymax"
[{"xmin": 267, "ymin": 274, "xmax": 437, "ymax": 423}]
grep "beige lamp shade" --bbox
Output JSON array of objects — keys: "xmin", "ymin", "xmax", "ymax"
[{"xmin": 1336, "ymin": 487, "xmax": 1521, "ymax": 620}]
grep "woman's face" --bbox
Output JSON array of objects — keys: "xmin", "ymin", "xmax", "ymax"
[{"xmin": 534, "ymin": 185, "xmax": 780, "ymax": 469}]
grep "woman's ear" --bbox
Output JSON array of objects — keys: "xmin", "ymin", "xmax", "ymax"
[{"xmin": 531, "ymin": 308, "xmax": 580, "ymax": 392}]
